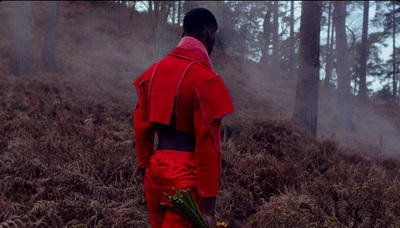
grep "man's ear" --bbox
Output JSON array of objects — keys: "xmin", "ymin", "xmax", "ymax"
[{"xmin": 207, "ymin": 29, "xmax": 215, "ymax": 41}]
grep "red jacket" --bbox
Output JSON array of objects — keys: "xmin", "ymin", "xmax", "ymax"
[{"xmin": 133, "ymin": 37, "xmax": 234, "ymax": 197}]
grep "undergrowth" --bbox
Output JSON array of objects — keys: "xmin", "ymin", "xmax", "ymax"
[
  {"xmin": 219, "ymin": 120, "xmax": 400, "ymax": 227},
  {"xmin": 0, "ymin": 73, "xmax": 149, "ymax": 227},
  {"xmin": 2, "ymin": 76, "xmax": 399, "ymax": 227}
]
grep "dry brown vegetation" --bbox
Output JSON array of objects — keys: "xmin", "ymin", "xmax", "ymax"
[{"xmin": 1, "ymin": 1, "xmax": 400, "ymax": 227}]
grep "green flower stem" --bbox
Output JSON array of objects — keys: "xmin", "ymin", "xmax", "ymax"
[
  {"xmin": 188, "ymin": 189, "xmax": 208, "ymax": 228},
  {"xmin": 160, "ymin": 202, "xmax": 193, "ymax": 223},
  {"xmin": 171, "ymin": 189, "xmax": 202, "ymax": 225},
  {"xmin": 162, "ymin": 189, "xmax": 209, "ymax": 228},
  {"xmin": 166, "ymin": 194, "xmax": 200, "ymax": 226}
]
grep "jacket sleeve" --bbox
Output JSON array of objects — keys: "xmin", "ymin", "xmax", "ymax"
[
  {"xmin": 193, "ymin": 76, "xmax": 234, "ymax": 197},
  {"xmin": 133, "ymin": 75, "xmax": 155, "ymax": 169}
]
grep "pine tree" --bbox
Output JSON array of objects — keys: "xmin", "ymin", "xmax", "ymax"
[
  {"xmin": 293, "ymin": 1, "xmax": 322, "ymax": 135},
  {"xmin": 358, "ymin": 1, "xmax": 369, "ymax": 106},
  {"xmin": 334, "ymin": 1, "xmax": 353, "ymax": 131}
]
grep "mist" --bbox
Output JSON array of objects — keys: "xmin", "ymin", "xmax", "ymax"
[{"xmin": 2, "ymin": 1, "xmax": 399, "ymax": 155}]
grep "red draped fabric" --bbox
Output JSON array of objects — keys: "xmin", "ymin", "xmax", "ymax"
[{"xmin": 133, "ymin": 36, "xmax": 234, "ymax": 227}]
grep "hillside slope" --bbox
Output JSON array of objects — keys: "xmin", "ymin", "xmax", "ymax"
[{"xmin": 1, "ymin": 2, "xmax": 400, "ymax": 227}]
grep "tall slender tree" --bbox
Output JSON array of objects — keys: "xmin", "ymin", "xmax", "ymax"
[
  {"xmin": 288, "ymin": 0, "xmax": 295, "ymax": 79},
  {"xmin": 358, "ymin": 1, "xmax": 369, "ymax": 106},
  {"xmin": 177, "ymin": 0, "xmax": 182, "ymax": 27},
  {"xmin": 373, "ymin": 1, "xmax": 400, "ymax": 104},
  {"xmin": 271, "ymin": 1, "xmax": 280, "ymax": 80},
  {"xmin": 42, "ymin": 1, "xmax": 59, "ymax": 73},
  {"xmin": 324, "ymin": 1, "xmax": 334, "ymax": 88},
  {"xmin": 172, "ymin": 0, "xmax": 183, "ymax": 45},
  {"xmin": 334, "ymin": 1, "xmax": 353, "ymax": 131},
  {"xmin": 148, "ymin": 1, "xmax": 171, "ymax": 59},
  {"xmin": 129, "ymin": 1, "xmax": 137, "ymax": 23},
  {"xmin": 392, "ymin": 1, "xmax": 397, "ymax": 103},
  {"xmin": 10, "ymin": 1, "xmax": 32, "ymax": 76},
  {"xmin": 171, "ymin": 1, "xmax": 176, "ymax": 26},
  {"xmin": 260, "ymin": 1, "xmax": 273, "ymax": 65},
  {"xmin": 293, "ymin": 1, "xmax": 322, "ymax": 135}
]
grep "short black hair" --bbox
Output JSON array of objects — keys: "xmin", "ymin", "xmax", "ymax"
[{"xmin": 183, "ymin": 8, "xmax": 217, "ymax": 35}]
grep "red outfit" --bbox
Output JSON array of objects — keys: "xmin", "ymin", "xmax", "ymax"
[
  {"xmin": 145, "ymin": 150, "xmax": 204, "ymax": 227},
  {"xmin": 133, "ymin": 36, "xmax": 234, "ymax": 227}
]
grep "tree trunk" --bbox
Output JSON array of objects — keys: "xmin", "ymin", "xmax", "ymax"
[
  {"xmin": 293, "ymin": 1, "xmax": 322, "ymax": 136},
  {"xmin": 152, "ymin": 1, "xmax": 170, "ymax": 60},
  {"xmin": 129, "ymin": 1, "xmax": 136, "ymax": 23},
  {"xmin": 358, "ymin": 1, "xmax": 369, "ymax": 106},
  {"xmin": 334, "ymin": 1, "xmax": 353, "ymax": 131},
  {"xmin": 172, "ymin": 1, "xmax": 176, "ymax": 26},
  {"xmin": 324, "ymin": 1, "xmax": 333, "ymax": 88},
  {"xmin": 397, "ymin": 64, "xmax": 400, "ymax": 105},
  {"xmin": 392, "ymin": 1, "xmax": 397, "ymax": 103},
  {"xmin": 177, "ymin": 0, "xmax": 181, "ymax": 27},
  {"xmin": 148, "ymin": 1, "xmax": 155, "ymax": 40},
  {"xmin": 397, "ymin": 64, "xmax": 400, "ymax": 104},
  {"xmin": 42, "ymin": 1, "xmax": 59, "ymax": 73},
  {"xmin": 155, "ymin": 1, "xmax": 162, "ymax": 59},
  {"xmin": 173, "ymin": 0, "xmax": 182, "ymax": 45},
  {"xmin": 271, "ymin": 1, "xmax": 279, "ymax": 80},
  {"xmin": 260, "ymin": 1, "xmax": 272, "ymax": 64},
  {"xmin": 10, "ymin": 1, "xmax": 32, "ymax": 76},
  {"xmin": 153, "ymin": 1, "xmax": 160, "ymax": 23},
  {"xmin": 148, "ymin": 1, "xmax": 162, "ymax": 59},
  {"xmin": 288, "ymin": 0, "xmax": 295, "ymax": 79},
  {"xmin": 148, "ymin": 0, "xmax": 153, "ymax": 13}
]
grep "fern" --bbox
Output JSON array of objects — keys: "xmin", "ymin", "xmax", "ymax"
[{"xmin": 336, "ymin": 198, "xmax": 349, "ymax": 220}]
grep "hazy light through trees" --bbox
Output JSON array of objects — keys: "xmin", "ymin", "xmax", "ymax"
[{"xmin": 133, "ymin": 1, "xmax": 394, "ymax": 91}]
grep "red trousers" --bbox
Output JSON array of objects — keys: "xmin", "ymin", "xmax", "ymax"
[{"xmin": 145, "ymin": 150, "xmax": 205, "ymax": 228}]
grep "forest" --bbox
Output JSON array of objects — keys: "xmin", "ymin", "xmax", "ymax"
[{"xmin": 1, "ymin": 1, "xmax": 400, "ymax": 227}]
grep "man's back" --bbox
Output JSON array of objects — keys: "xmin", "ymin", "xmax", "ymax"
[
  {"xmin": 133, "ymin": 8, "xmax": 234, "ymax": 227},
  {"xmin": 136, "ymin": 45, "xmax": 219, "ymax": 136}
]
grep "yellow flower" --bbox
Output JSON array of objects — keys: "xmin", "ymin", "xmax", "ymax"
[{"xmin": 217, "ymin": 221, "xmax": 228, "ymax": 227}]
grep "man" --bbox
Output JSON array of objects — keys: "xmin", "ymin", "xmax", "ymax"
[{"xmin": 133, "ymin": 8, "xmax": 234, "ymax": 228}]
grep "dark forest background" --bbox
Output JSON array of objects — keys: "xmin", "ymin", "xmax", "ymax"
[{"xmin": 1, "ymin": 1, "xmax": 400, "ymax": 227}]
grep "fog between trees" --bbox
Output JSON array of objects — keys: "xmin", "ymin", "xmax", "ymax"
[{"xmin": 5, "ymin": 1, "xmax": 400, "ymax": 155}]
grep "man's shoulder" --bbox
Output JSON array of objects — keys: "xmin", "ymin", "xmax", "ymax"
[
  {"xmin": 134, "ymin": 61, "xmax": 159, "ymax": 88},
  {"xmin": 178, "ymin": 59, "xmax": 220, "ymax": 88},
  {"xmin": 163, "ymin": 53, "xmax": 218, "ymax": 83},
  {"xmin": 188, "ymin": 61, "xmax": 217, "ymax": 78}
]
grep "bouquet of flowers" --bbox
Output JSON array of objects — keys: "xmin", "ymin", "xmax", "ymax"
[{"xmin": 161, "ymin": 188, "xmax": 227, "ymax": 228}]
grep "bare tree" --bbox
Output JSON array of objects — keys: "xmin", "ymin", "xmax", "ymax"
[
  {"xmin": 324, "ymin": 1, "xmax": 334, "ymax": 88},
  {"xmin": 10, "ymin": 1, "xmax": 32, "ymax": 76},
  {"xmin": 293, "ymin": 1, "xmax": 322, "ymax": 135},
  {"xmin": 392, "ymin": 1, "xmax": 397, "ymax": 103},
  {"xmin": 129, "ymin": 1, "xmax": 137, "ymax": 23},
  {"xmin": 42, "ymin": 1, "xmax": 59, "ymax": 73},
  {"xmin": 358, "ymin": 1, "xmax": 369, "ymax": 106},
  {"xmin": 271, "ymin": 1, "xmax": 279, "ymax": 80},
  {"xmin": 334, "ymin": 1, "xmax": 353, "ymax": 131},
  {"xmin": 260, "ymin": 1, "xmax": 272, "ymax": 65},
  {"xmin": 148, "ymin": 1, "xmax": 171, "ymax": 60},
  {"xmin": 177, "ymin": 0, "xmax": 182, "ymax": 27},
  {"xmin": 288, "ymin": 0, "xmax": 295, "ymax": 80}
]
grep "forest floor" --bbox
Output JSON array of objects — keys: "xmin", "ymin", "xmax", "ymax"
[{"xmin": 1, "ymin": 1, "xmax": 400, "ymax": 227}]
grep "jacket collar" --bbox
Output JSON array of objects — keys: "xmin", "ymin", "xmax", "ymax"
[{"xmin": 172, "ymin": 36, "xmax": 212, "ymax": 70}]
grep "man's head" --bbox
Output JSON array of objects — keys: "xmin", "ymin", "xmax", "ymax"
[{"xmin": 183, "ymin": 8, "xmax": 218, "ymax": 56}]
